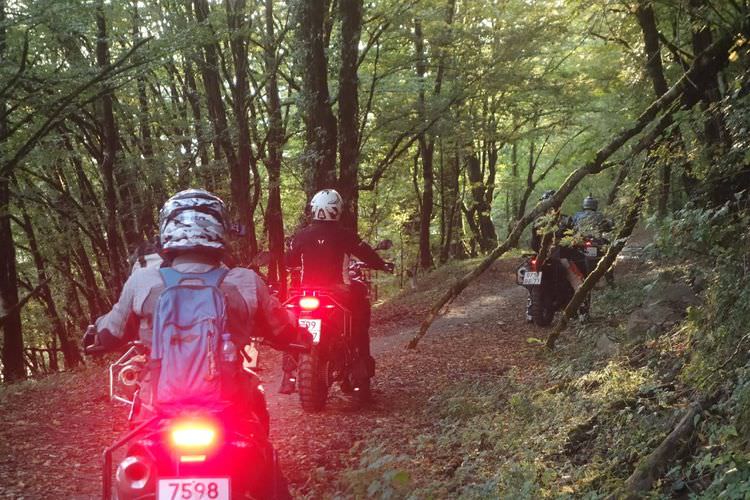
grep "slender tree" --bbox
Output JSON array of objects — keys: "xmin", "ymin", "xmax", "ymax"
[
  {"xmin": 296, "ymin": 0, "xmax": 338, "ymax": 199},
  {"xmin": 338, "ymin": 0, "xmax": 363, "ymax": 230},
  {"xmin": 0, "ymin": 0, "xmax": 25, "ymax": 381},
  {"xmin": 263, "ymin": 0, "xmax": 287, "ymax": 297}
]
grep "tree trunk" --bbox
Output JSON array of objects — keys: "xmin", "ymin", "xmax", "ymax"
[
  {"xmin": 635, "ymin": 0, "xmax": 671, "ymax": 216},
  {"xmin": 466, "ymin": 152, "xmax": 497, "ymax": 252},
  {"xmin": 606, "ymin": 162, "xmax": 630, "ymax": 206},
  {"xmin": 59, "ymin": 249, "xmax": 89, "ymax": 337},
  {"xmin": 226, "ymin": 0, "xmax": 258, "ymax": 262},
  {"xmin": 193, "ymin": 0, "xmax": 258, "ymax": 263},
  {"xmin": 440, "ymin": 146, "xmax": 463, "ymax": 262},
  {"xmin": 508, "ymin": 141, "xmax": 519, "ymax": 234},
  {"xmin": 133, "ymin": 1, "xmax": 161, "ymax": 235},
  {"xmin": 96, "ymin": 0, "xmax": 126, "ymax": 292},
  {"xmin": 616, "ymin": 394, "xmax": 717, "ymax": 499},
  {"xmin": 0, "ymin": 178, "xmax": 24, "ymax": 382},
  {"xmin": 17, "ymin": 192, "xmax": 81, "ymax": 368},
  {"xmin": 414, "ymin": 19, "xmax": 434, "ymax": 269},
  {"xmin": 296, "ymin": 0, "xmax": 338, "ymax": 199},
  {"xmin": 183, "ymin": 60, "xmax": 213, "ymax": 189},
  {"xmin": 634, "ymin": 0, "xmax": 696, "ymax": 216},
  {"xmin": 414, "ymin": 0, "xmax": 455, "ymax": 269},
  {"xmin": 264, "ymin": 0, "xmax": 287, "ymax": 298},
  {"xmin": 0, "ymin": 0, "xmax": 24, "ymax": 382},
  {"xmin": 337, "ymin": 0, "xmax": 362, "ymax": 230}
]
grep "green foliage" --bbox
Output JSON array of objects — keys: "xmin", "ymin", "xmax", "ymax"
[
  {"xmin": 339, "ymin": 445, "xmax": 413, "ymax": 499},
  {"xmin": 651, "ymin": 201, "xmax": 750, "ymax": 392}
]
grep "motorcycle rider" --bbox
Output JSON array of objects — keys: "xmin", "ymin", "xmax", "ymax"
[
  {"xmin": 530, "ymin": 189, "xmax": 584, "ymax": 290},
  {"xmin": 83, "ymin": 189, "xmax": 301, "ymax": 433},
  {"xmin": 572, "ymin": 195, "xmax": 613, "ymax": 236},
  {"xmin": 572, "ymin": 194, "xmax": 615, "ymax": 284},
  {"xmin": 279, "ymin": 188, "xmax": 394, "ymax": 394}
]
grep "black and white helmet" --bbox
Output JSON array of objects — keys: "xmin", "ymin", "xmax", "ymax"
[
  {"xmin": 583, "ymin": 195, "xmax": 598, "ymax": 211},
  {"xmin": 159, "ymin": 189, "xmax": 228, "ymax": 255},
  {"xmin": 310, "ymin": 189, "xmax": 343, "ymax": 221}
]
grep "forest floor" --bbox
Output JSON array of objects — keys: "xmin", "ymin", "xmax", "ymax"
[{"xmin": 0, "ymin": 255, "xmax": 545, "ymax": 499}]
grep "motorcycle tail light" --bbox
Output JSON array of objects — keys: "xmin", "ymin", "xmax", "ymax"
[
  {"xmin": 585, "ymin": 240, "xmax": 593, "ymax": 246},
  {"xmin": 530, "ymin": 258, "xmax": 537, "ymax": 271},
  {"xmin": 299, "ymin": 296, "xmax": 320, "ymax": 310},
  {"xmin": 169, "ymin": 419, "xmax": 218, "ymax": 452}
]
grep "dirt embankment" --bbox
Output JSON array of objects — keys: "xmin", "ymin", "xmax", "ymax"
[{"xmin": 0, "ymin": 257, "xmax": 541, "ymax": 499}]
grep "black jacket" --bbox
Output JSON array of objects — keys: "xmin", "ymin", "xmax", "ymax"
[{"xmin": 287, "ymin": 221, "xmax": 387, "ymax": 286}]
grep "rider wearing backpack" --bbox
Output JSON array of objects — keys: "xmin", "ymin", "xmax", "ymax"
[{"xmin": 83, "ymin": 189, "xmax": 300, "ymax": 431}]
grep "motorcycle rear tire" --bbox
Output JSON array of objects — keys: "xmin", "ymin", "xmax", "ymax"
[
  {"xmin": 298, "ymin": 349, "xmax": 329, "ymax": 412},
  {"xmin": 530, "ymin": 287, "xmax": 555, "ymax": 327}
]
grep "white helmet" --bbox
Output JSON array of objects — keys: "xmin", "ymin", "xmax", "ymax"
[
  {"xmin": 310, "ymin": 189, "xmax": 343, "ymax": 221},
  {"xmin": 159, "ymin": 189, "xmax": 228, "ymax": 255}
]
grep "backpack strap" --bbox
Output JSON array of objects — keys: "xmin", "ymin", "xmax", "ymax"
[{"xmin": 159, "ymin": 267, "xmax": 229, "ymax": 288}]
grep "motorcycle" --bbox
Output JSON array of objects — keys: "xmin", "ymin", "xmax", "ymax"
[
  {"xmin": 284, "ymin": 240, "xmax": 393, "ymax": 412},
  {"xmin": 86, "ymin": 340, "xmax": 294, "ymax": 500},
  {"xmin": 517, "ymin": 246, "xmax": 590, "ymax": 327},
  {"xmin": 581, "ymin": 236, "xmax": 606, "ymax": 273},
  {"xmin": 580, "ymin": 235, "xmax": 615, "ymax": 285}
]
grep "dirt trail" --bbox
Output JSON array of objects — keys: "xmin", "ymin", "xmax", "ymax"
[
  {"xmin": 0, "ymin": 258, "xmax": 541, "ymax": 499},
  {"xmin": 266, "ymin": 258, "xmax": 542, "ymax": 496}
]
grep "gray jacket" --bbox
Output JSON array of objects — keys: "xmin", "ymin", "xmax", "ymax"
[{"xmin": 95, "ymin": 252, "xmax": 295, "ymax": 348}]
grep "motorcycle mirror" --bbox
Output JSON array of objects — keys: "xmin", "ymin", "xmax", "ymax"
[{"xmin": 375, "ymin": 239, "xmax": 393, "ymax": 251}]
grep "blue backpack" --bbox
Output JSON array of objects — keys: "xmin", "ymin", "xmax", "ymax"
[{"xmin": 150, "ymin": 267, "xmax": 231, "ymax": 406}]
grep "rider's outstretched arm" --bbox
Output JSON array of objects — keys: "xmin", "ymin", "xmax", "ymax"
[
  {"xmin": 346, "ymin": 231, "xmax": 388, "ymax": 271},
  {"xmin": 93, "ymin": 272, "xmax": 141, "ymax": 350}
]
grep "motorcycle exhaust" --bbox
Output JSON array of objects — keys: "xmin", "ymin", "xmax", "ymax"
[{"xmin": 115, "ymin": 455, "xmax": 152, "ymax": 493}]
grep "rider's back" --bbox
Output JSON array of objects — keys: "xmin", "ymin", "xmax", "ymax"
[
  {"xmin": 97, "ymin": 253, "xmax": 284, "ymax": 348},
  {"xmin": 289, "ymin": 221, "xmax": 385, "ymax": 287}
]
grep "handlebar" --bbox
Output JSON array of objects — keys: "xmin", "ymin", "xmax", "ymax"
[
  {"xmin": 245, "ymin": 335, "xmax": 310, "ymax": 355},
  {"xmin": 348, "ymin": 261, "xmax": 395, "ymax": 273}
]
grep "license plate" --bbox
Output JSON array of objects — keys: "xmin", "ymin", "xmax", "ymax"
[
  {"xmin": 158, "ymin": 478, "xmax": 230, "ymax": 500},
  {"xmin": 585, "ymin": 247, "xmax": 598, "ymax": 257},
  {"xmin": 523, "ymin": 272, "xmax": 542, "ymax": 285},
  {"xmin": 299, "ymin": 318, "xmax": 322, "ymax": 344}
]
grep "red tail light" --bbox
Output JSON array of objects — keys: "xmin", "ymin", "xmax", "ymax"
[
  {"xmin": 530, "ymin": 258, "xmax": 537, "ymax": 271},
  {"xmin": 168, "ymin": 419, "xmax": 219, "ymax": 459},
  {"xmin": 299, "ymin": 296, "xmax": 320, "ymax": 310},
  {"xmin": 585, "ymin": 240, "xmax": 593, "ymax": 247}
]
